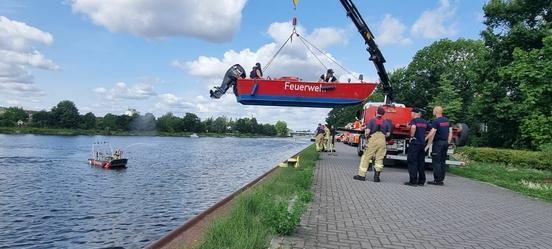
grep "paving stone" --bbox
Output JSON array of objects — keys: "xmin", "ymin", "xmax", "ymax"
[{"xmin": 282, "ymin": 143, "xmax": 552, "ymax": 248}]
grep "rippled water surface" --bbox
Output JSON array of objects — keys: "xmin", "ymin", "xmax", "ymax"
[{"xmin": 0, "ymin": 134, "xmax": 310, "ymax": 249}]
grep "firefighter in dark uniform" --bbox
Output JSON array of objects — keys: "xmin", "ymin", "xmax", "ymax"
[
  {"xmin": 405, "ymin": 107, "xmax": 428, "ymax": 186},
  {"xmin": 353, "ymin": 106, "xmax": 390, "ymax": 182},
  {"xmin": 249, "ymin": 62, "xmax": 263, "ymax": 78},
  {"xmin": 427, "ymin": 106, "xmax": 452, "ymax": 185}
]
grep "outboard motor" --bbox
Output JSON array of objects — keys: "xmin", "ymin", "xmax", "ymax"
[{"xmin": 209, "ymin": 64, "xmax": 246, "ymax": 99}]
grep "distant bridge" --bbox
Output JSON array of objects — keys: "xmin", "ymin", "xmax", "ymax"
[{"xmin": 290, "ymin": 131, "xmax": 314, "ymax": 136}]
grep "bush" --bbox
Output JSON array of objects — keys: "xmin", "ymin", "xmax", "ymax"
[{"xmin": 456, "ymin": 147, "xmax": 552, "ymax": 171}]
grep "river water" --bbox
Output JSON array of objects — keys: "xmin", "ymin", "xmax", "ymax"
[{"xmin": 0, "ymin": 134, "xmax": 311, "ymax": 249}]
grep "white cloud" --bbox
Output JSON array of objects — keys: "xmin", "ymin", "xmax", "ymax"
[
  {"xmin": 0, "ymin": 50, "xmax": 58, "ymax": 70},
  {"xmin": 0, "ymin": 16, "xmax": 53, "ymax": 51},
  {"xmin": 6, "ymin": 99, "xmax": 20, "ymax": 105},
  {"xmin": 0, "ymin": 16, "xmax": 56, "ymax": 97},
  {"xmin": 376, "ymin": 14, "xmax": 412, "ymax": 46},
  {"xmin": 70, "ymin": 0, "xmax": 247, "ymax": 42},
  {"xmin": 0, "ymin": 82, "xmax": 45, "ymax": 96},
  {"xmin": 94, "ymin": 82, "xmax": 156, "ymax": 100},
  {"xmin": 411, "ymin": 0, "xmax": 458, "ymax": 39},
  {"xmin": 178, "ymin": 21, "xmax": 349, "ymax": 81}
]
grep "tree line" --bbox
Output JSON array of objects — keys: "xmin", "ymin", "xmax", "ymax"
[
  {"xmin": 0, "ymin": 100, "xmax": 289, "ymax": 136},
  {"xmin": 327, "ymin": 0, "xmax": 551, "ymax": 150}
]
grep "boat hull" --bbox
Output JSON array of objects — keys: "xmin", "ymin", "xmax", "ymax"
[
  {"xmin": 236, "ymin": 78, "xmax": 377, "ymax": 108},
  {"xmin": 88, "ymin": 159, "xmax": 128, "ymax": 169}
]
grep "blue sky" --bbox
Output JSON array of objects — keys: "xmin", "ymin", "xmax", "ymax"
[{"xmin": 0, "ymin": 0, "xmax": 486, "ymax": 130}]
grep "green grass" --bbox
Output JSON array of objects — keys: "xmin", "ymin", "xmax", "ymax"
[
  {"xmin": 193, "ymin": 145, "xmax": 319, "ymax": 249},
  {"xmin": 450, "ymin": 162, "xmax": 552, "ymax": 202}
]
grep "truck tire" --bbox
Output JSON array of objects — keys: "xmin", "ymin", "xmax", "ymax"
[{"xmin": 455, "ymin": 123, "xmax": 469, "ymax": 146}]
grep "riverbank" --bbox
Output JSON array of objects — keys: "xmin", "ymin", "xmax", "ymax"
[
  {"xmin": 0, "ymin": 127, "xmax": 288, "ymax": 138},
  {"xmin": 155, "ymin": 145, "xmax": 318, "ymax": 249}
]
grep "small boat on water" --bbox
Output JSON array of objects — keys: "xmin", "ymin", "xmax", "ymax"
[
  {"xmin": 235, "ymin": 77, "xmax": 377, "ymax": 108},
  {"xmin": 190, "ymin": 133, "xmax": 199, "ymax": 138},
  {"xmin": 88, "ymin": 142, "xmax": 128, "ymax": 169}
]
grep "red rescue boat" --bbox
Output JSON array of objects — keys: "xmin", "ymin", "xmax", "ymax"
[
  {"xmin": 88, "ymin": 142, "xmax": 128, "ymax": 169},
  {"xmin": 236, "ymin": 77, "xmax": 377, "ymax": 108}
]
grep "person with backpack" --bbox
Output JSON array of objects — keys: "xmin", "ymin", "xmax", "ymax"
[{"xmin": 353, "ymin": 106, "xmax": 391, "ymax": 182}]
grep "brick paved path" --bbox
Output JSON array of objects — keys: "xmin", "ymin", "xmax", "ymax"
[{"xmin": 281, "ymin": 143, "xmax": 552, "ymax": 249}]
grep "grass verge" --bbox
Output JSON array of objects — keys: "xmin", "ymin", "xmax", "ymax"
[
  {"xmin": 449, "ymin": 162, "xmax": 552, "ymax": 202},
  {"xmin": 192, "ymin": 145, "xmax": 319, "ymax": 249}
]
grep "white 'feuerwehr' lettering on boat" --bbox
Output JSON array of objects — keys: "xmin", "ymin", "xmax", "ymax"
[{"xmin": 284, "ymin": 82, "xmax": 324, "ymax": 92}]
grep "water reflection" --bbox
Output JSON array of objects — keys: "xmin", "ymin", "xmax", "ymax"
[{"xmin": 0, "ymin": 134, "xmax": 310, "ymax": 248}]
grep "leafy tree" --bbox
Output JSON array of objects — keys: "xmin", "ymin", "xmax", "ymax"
[
  {"xmin": 81, "ymin": 112, "xmax": 96, "ymax": 130},
  {"xmin": 397, "ymin": 39, "xmax": 486, "ymax": 110},
  {"xmin": 30, "ymin": 110, "xmax": 52, "ymax": 128},
  {"xmin": 428, "ymin": 75, "xmax": 463, "ymax": 123},
  {"xmin": 249, "ymin": 117, "xmax": 260, "ymax": 134},
  {"xmin": 234, "ymin": 118, "xmax": 251, "ymax": 134},
  {"xmin": 212, "ymin": 116, "xmax": 228, "ymax": 133},
  {"xmin": 156, "ymin": 113, "xmax": 182, "ymax": 133},
  {"xmin": 261, "ymin": 123, "xmax": 277, "ymax": 136},
  {"xmin": 0, "ymin": 107, "xmax": 28, "ymax": 126},
  {"xmin": 51, "ymin": 100, "xmax": 80, "ymax": 128},
  {"xmin": 115, "ymin": 113, "xmax": 137, "ymax": 131},
  {"xmin": 99, "ymin": 113, "xmax": 117, "ymax": 131},
  {"xmin": 275, "ymin": 121, "xmax": 288, "ymax": 136},
  {"xmin": 202, "ymin": 117, "xmax": 214, "ymax": 133},
  {"xmin": 182, "ymin": 113, "xmax": 201, "ymax": 132},
  {"xmin": 501, "ymin": 36, "xmax": 552, "ymax": 148},
  {"xmin": 475, "ymin": 0, "xmax": 551, "ymax": 147}
]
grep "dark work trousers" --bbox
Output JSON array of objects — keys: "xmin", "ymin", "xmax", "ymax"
[
  {"xmin": 431, "ymin": 140, "xmax": 449, "ymax": 182},
  {"xmin": 407, "ymin": 143, "xmax": 426, "ymax": 184}
]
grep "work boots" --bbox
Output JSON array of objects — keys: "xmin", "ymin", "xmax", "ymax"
[
  {"xmin": 374, "ymin": 171, "xmax": 381, "ymax": 182},
  {"xmin": 353, "ymin": 175, "xmax": 366, "ymax": 181}
]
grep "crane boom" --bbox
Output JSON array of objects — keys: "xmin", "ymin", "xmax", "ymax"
[{"xmin": 339, "ymin": 0, "xmax": 394, "ymax": 103}]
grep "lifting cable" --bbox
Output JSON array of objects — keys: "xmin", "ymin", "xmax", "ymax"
[
  {"xmin": 297, "ymin": 34, "xmax": 355, "ymax": 77},
  {"xmin": 296, "ymin": 33, "xmax": 328, "ymax": 71},
  {"xmin": 264, "ymin": 0, "xmax": 357, "ymax": 79},
  {"xmin": 264, "ymin": 29, "xmax": 357, "ymax": 79},
  {"xmin": 262, "ymin": 33, "xmax": 293, "ymax": 73}
]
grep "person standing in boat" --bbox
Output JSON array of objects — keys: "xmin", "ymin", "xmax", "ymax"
[
  {"xmin": 249, "ymin": 62, "xmax": 263, "ymax": 79},
  {"xmin": 319, "ymin": 69, "xmax": 338, "ymax": 82}
]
